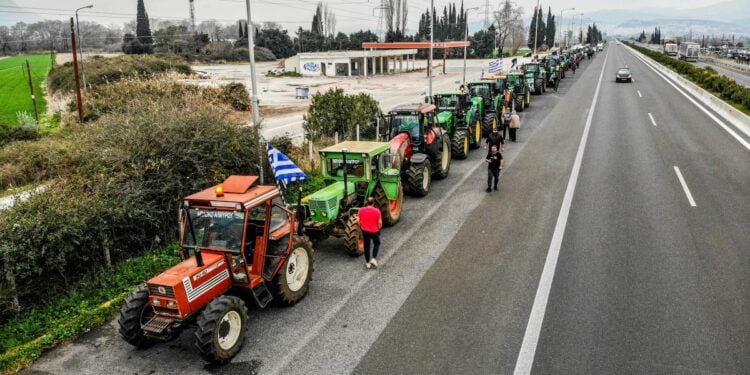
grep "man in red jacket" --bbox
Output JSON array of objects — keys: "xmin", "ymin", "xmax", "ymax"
[{"xmin": 357, "ymin": 197, "xmax": 382, "ymax": 269}]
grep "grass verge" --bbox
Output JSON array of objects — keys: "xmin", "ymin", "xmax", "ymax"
[
  {"xmin": 0, "ymin": 245, "xmax": 181, "ymax": 374},
  {"xmin": 0, "ymin": 55, "xmax": 52, "ymax": 126}
]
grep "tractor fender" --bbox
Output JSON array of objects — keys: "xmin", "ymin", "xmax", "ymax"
[
  {"xmin": 409, "ymin": 152, "xmax": 429, "ymax": 165},
  {"xmin": 390, "ymin": 133, "xmax": 412, "ymax": 162}
]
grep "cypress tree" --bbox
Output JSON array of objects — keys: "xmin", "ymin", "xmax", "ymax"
[
  {"xmin": 545, "ymin": 6, "xmax": 555, "ymax": 48},
  {"xmin": 135, "ymin": 0, "xmax": 152, "ymax": 49}
]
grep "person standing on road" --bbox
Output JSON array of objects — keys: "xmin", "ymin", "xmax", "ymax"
[
  {"xmin": 485, "ymin": 125, "xmax": 505, "ymax": 153},
  {"xmin": 358, "ymin": 198, "xmax": 382, "ymax": 269},
  {"xmin": 485, "ymin": 145, "xmax": 504, "ymax": 192}
]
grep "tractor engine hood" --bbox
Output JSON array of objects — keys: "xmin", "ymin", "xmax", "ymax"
[
  {"xmin": 436, "ymin": 111, "xmax": 453, "ymax": 125},
  {"xmin": 148, "ymin": 252, "xmax": 232, "ymax": 318},
  {"xmin": 302, "ymin": 181, "xmax": 355, "ymax": 223},
  {"xmin": 390, "ymin": 132, "xmax": 413, "ymax": 162}
]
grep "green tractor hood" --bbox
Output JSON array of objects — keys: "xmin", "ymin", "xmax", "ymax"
[
  {"xmin": 302, "ymin": 181, "xmax": 356, "ymax": 223},
  {"xmin": 436, "ymin": 111, "xmax": 453, "ymax": 125}
]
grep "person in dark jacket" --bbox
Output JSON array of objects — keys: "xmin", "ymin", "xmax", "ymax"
[
  {"xmin": 485, "ymin": 126, "xmax": 505, "ymax": 153},
  {"xmin": 485, "ymin": 145, "xmax": 504, "ymax": 192}
]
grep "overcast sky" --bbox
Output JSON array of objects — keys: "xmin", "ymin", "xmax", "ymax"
[{"xmin": 0, "ymin": 0, "xmax": 733, "ymax": 33}]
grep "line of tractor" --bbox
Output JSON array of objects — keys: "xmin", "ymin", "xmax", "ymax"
[{"xmin": 116, "ymin": 47, "xmax": 593, "ymax": 366}]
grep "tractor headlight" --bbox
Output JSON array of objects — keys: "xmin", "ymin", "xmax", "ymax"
[
  {"xmin": 152, "ymin": 298, "xmax": 161, "ymax": 306},
  {"xmin": 322, "ymin": 212, "xmax": 327, "ymax": 217},
  {"xmin": 167, "ymin": 300, "xmax": 176, "ymax": 308},
  {"xmin": 310, "ymin": 210, "xmax": 316, "ymax": 216}
]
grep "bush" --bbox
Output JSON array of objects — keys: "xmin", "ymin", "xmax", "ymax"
[
  {"xmin": 47, "ymin": 54, "xmax": 191, "ymax": 93},
  {"xmin": 0, "ymin": 124, "xmax": 39, "ymax": 147},
  {"xmin": 81, "ymin": 77, "xmax": 251, "ymax": 121},
  {"xmin": 0, "ymin": 90, "xmax": 263, "ymax": 319},
  {"xmin": 0, "ymin": 136, "xmax": 72, "ymax": 189},
  {"xmin": 303, "ymin": 88, "xmax": 382, "ymax": 141}
]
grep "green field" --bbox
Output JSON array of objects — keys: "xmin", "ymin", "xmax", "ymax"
[{"xmin": 0, "ymin": 54, "xmax": 52, "ymax": 126}]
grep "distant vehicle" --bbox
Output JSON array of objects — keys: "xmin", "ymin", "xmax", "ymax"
[
  {"xmin": 664, "ymin": 43, "xmax": 678, "ymax": 56},
  {"xmin": 615, "ymin": 68, "xmax": 632, "ymax": 83},
  {"xmin": 679, "ymin": 42, "xmax": 700, "ymax": 62},
  {"xmin": 596, "ymin": 43, "xmax": 604, "ymax": 51}
]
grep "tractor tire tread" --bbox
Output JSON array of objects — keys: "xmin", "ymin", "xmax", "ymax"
[{"xmin": 194, "ymin": 295, "xmax": 248, "ymax": 364}]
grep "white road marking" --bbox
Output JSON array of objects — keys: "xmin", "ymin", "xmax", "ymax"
[
  {"xmin": 625, "ymin": 45, "xmax": 750, "ymax": 151},
  {"xmin": 674, "ymin": 166, "xmax": 697, "ymax": 207},
  {"xmin": 637, "ymin": 90, "xmax": 642, "ymax": 97},
  {"xmin": 268, "ymin": 149, "xmax": 489, "ymax": 374},
  {"xmin": 513, "ymin": 48, "xmax": 610, "ymax": 375},
  {"xmin": 648, "ymin": 113, "xmax": 657, "ymax": 126}
]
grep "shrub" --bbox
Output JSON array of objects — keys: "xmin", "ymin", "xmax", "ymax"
[
  {"xmin": 0, "ymin": 136, "xmax": 71, "ymax": 189},
  {"xmin": 303, "ymin": 88, "xmax": 382, "ymax": 141},
  {"xmin": 221, "ymin": 82, "xmax": 252, "ymax": 111},
  {"xmin": 47, "ymin": 54, "xmax": 191, "ymax": 94},
  {"xmin": 0, "ymin": 124, "xmax": 39, "ymax": 147},
  {"xmin": 0, "ymin": 91, "xmax": 263, "ymax": 318}
]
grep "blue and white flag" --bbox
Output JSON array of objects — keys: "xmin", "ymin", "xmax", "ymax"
[
  {"xmin": 266, "ymin": 144, "xmax": 308, "ymax": 185},
  {"xmin": 488, "ymin": 59, "xmax": 503, "ymax": 73}
]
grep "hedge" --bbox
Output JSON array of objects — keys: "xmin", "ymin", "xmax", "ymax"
[{"xmin": 625, "ymin": 42, "xmax": 750, "ymax": 115}]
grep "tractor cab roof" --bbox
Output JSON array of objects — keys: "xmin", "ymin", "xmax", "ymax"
[
  {"xmin": 320, "ymin": 141, "xmax": 390, "ymax": 156},
  {"xmin": 435, "ymin": 91, "xmax": 463, "ymax": 96},
  {"xmin": 389, "ymin": 103, "xmax": 436, "ymax": 114},
  {"xmin": 468, "ymin": 80, "xmax": 495, "ymax": 85},
  {"xmin": 482, "ymin": 74, "xmax": 507, "ymax": 81},
  {"xmin": 184, "ymin": 175, "xmax": 279, "ymax": 209}
]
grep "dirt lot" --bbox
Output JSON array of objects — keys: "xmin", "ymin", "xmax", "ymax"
[{"xmin": 54, "ymin": 52, "xmax": 122, "ymax": 65}]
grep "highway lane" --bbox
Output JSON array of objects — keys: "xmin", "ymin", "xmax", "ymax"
[
  {"xmin": 354, "ymin": 50, "xmax": 607, "ymax": 374},
  {"xmin": 530, "ymin": 43, "xmax": 750, "ymax": 373},
  {"xmin": 356, "ymin": 43, "xmax": 749, "ymax": 374}
]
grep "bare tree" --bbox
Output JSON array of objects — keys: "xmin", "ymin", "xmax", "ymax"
[
  {"xmin": 401, "ymin": 0, "xmax": 408, "ymax": 34},
  {"xmin": 324, "ymin": 5, "xmax": 336, "ymax": 37},
  {"xmin": 493, "ymin": 0, "xmax": 524, "ymax": 55}
]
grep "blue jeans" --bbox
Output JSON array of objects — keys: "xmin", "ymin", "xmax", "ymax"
[{"xmin": 363, "ymin": 231, "xmax": 380, "ymax": 262}]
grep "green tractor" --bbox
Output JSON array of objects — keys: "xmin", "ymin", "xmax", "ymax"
[
  {"xmin": 522, "ymin": 62, "xmax": 547, "ymax": 95},
  {"xmin": 466, "ymin": 80, "xmax": 499, "ymax": 136},
  {"xmin": 542, "ymin": 57, "xmax": 561, "ymax": 88},
  {"xmin": 387, "ymin": 103, "xmax": 451, "ymax": 197},
  {"xmin": 433, "ymin": 92, "xmax": 482, "ymax": 159},
  {"xmin": 300, "ymin": 141, "xmax": 403, "ymax": 256},
  {"xmin": 506, "ymin": 72, "xmax": 531, "ymax": 112}
]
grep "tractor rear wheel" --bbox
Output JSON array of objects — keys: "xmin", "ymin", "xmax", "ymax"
[
  {"xmin": 343, "ymin": 215, "xmax": 364, "ymax": 257},
  {"xmin": 272, "ymin": 236, "xmax": 314, "ymax": 306},
  {"xmin": 194, "ymin": 296, "xmax": 248, "ymax": 364},
  {"xmin": 534, "ymin": 78, "xmax": 544, "ymax": 95},
  {"xmin": 482, "ymin": 113, "xmax": 495, "ymax": 136},
  {"xmin": 374, "ymin": 184, "xmax": 403, "ymax": 226},
  {"xmin": 525, "ymin": 91, "xmax": 531, "ymax": 107},
  {"xmin": 433, "ymin": 134, "xmax": 451, "ymax": 180},
  {"xmin": 405, "ymin": 162, "xmax": 431, "ymax": 197},
  {"xmin": 118, "ymin": 287, "xmax": 157, "ymax": 348},
  {"xmin": 470, "ymin": 120, "xmax": 482, "ymax": 149},
  {"xmin": 451, "ymin": 129, "xmax": 469, "ymax": 160},
  {"xmin": 514, "ymin": 94, "xmax": 525, "ymax": 112}
]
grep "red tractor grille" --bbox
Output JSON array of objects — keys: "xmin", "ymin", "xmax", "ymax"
[{"xmin": 148, "ymin": 284, "xmax": 175, "ymax": 298}]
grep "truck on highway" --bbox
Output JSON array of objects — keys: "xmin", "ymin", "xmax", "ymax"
[
  {"xmin": 679, "ymin": 42, "xmax": 700, "ymax": 62},
  {"xmin": 664, "ymin": 42, "xmax": 678, "ymax": 56}
]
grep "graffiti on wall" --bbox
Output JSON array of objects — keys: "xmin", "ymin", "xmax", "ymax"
[{"xmin": 303, "ymin": 62, "xmax": 320, "ymax": 72}]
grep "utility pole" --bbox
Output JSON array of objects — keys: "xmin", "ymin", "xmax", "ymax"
[
  {"xmin": 25, "ymin": 59, "xmax": 39, "ymax": 122},
  {"xmin": 429, "ymin": 0, "xmax": 433, "ymax": 97},
  {"xmin": 70, "ymin": 18, "xmax": 84, "ymax": 123},
  {"xmin": 533, "ymin": 0, "xmax": 540, "ymax": 54},
  {"xmin": 559, "ymin": 8, "xmax": 575, "ymax": 49},
  {"xmin": 245, "ymin": 0, "xmax": 263, "ymax": 184},
  {"xmin": 75, "ymin": 5, "xmax": 93, "ymax": 90},
  {"xmin": 463, "ymin": 7, "xmax": 479, "ymax": 86},
  {"xmin": 189, "ymin": 0, "xmax": 197, "ymax": 32},
  {"xmin": 484, "ymin": 0, "xmax": 490, "ymax": 29}
]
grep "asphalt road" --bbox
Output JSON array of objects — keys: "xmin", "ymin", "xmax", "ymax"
[
  {"xmin": 26, "ymin": 45, "xmax": 750, "ymax": 374},
  {"xmin": 694, "ymin": 61, "xmax": 750, "ymax": 88},
  {"xmin": 355, "ymin": 43, "xmax": 750, "ymax": 374}
]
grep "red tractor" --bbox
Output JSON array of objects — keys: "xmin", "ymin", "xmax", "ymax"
[{"xmin": 118, "ymin": 175, "xmax": 314, "ymax": 364}]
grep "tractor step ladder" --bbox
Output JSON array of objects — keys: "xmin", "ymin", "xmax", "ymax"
[
  {"xmin": 251, "ymin": 282, "xmax": 273, "ymax": 308},
  {"xmin": 142, "ymin": 315, "xmax": 174, "ymax": 334}
]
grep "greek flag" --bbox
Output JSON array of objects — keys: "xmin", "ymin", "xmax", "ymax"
[
  {"xmin": 266, "ymin": 144, "xmax": 308, "ymax": 185},
  {"xmin": 488, "ymin": 59, "xmax": 503, "ymax": 73}
]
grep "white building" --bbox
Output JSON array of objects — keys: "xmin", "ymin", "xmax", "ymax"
[{"xmin": 284, "ymin": 49, "xmax": 418, "ymax": 77}]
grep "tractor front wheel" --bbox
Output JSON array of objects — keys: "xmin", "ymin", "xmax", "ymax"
[
  {"xmin": 482, "ymin": 114, "xmax": 495, "ymax": 137},
  {"xmin": 433, "ymin": 135, "xmax": 451, "ymax": 180},
  {"xmin": 118, "ymin": 287, "xmax": 158, "ymax": 348},
  {"xmin": 405, "ymin": 162, "xmax": 431, "ymax": 197},
  {"xmin": 194, "ymin": 296, "xmax": 248, "ymax": 364},
  {"xmin": 470, "ymin": 120, "xmax": 482, "ymax": 149},
  {"xmin": 514, "ymin": 94, "xmax": 525, "ymax": 112},
  {"xmin": 534, "ymin": 78, "xmax": 544, "ymax": 95},
  {"xmin": 272, "ymin": 236, "xmax": 314, "ymax": 306},
  {"xmin": 374, "ymin": 184, "xmax": 403, "ymax": 226},
  {"xmin": 525, "ymin": 91, "xmax": 531, "ymax": 108},
  {"xmin": 343, "ymin": 215, "xmax": 364, "ymax": 257},
  {"xmin": 451, "ymin": 129, "xmax": 469, "ymax": 160}
]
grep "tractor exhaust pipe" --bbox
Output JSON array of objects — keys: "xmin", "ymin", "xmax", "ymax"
[{"xmin": 342, "ymin": 148, "xmax": 348, "ymax": 199}]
